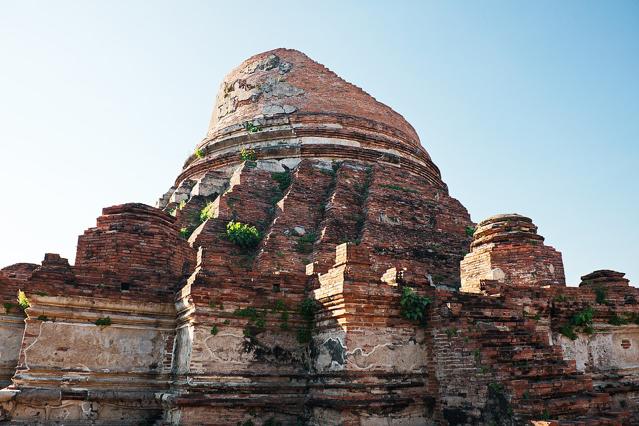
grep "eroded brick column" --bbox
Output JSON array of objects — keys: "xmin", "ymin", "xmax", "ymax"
[
  {"xmin": 310, "ymin": 243, "xmax": 431, "ymax": 425},
  {"xmin": 460, "ymin": 214, "xmax": 565, "ymax": 293}
]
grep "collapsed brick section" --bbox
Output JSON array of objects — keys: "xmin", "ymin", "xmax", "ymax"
[
  {"xmin": 255, "ymin": 160, "xmax": 335, "ymax": 273},
  {"xmin": 74, "ymin": 203, "xmax": 195, "ymax": 298},
  {"xmin": 361, "ymin": 164, "xmax": 472, "ymax": 288}
]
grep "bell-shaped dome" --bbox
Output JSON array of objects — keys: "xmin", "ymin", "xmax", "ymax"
[
  {"xmin": 208, "ymin": 48, "xmax": 421, "ymax": 149},
  {"xmin": 176, "ymin": 48, "xmax": 443, "ymax": 190}
]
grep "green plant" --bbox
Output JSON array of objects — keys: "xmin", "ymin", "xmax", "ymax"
[
  {"xmin": 240, "ymin": 147, "xmax": 257, "ymax": 161},
  {"xmin": 243, "ymin": 121, "xmax": 262, "ymax": 133},
  {"xmin": 280, "ymin": 311, "xmax": 290, "ymax": 330},
  {"xmin": 35, "ymin": 291, "xmax": 48, "ymax": 296},
  {"xmin": 194, "ymin": 147, "xmax": 205, "ymax": 159},
  {"xmin": 533, "ymin": 313, "xmax": 541, "ymax": 321},
  {"xmin": 178, "ymin": 199, "xmax": 187, "ymax": 210},
  {"xmin": 179, "ymin": 227, "xmax": 192, "ymax": 239},
  {"xmin": 296, "ymin": 298, "xmax": 317, "ymax": 344},
  {"xmin": 380, "ymin": 183, "xmax": 418, "ymax": 193},
  {"xmin": 608, "ymin": 313, "xmax": 629, "ymax": 326},
  {"xmin": 399, "ymin": 287, "xmax": 431, "ymax": 325},
  {"xmin": 200, "ymin": 202, "xmax": 215, "ymax": 222},
  {"xmin": 299, "ymin": 298, "xmax": 317, "ymax": 322},
  {"xmin": 465, "ymin": 226, "xmax": 475, "ymax": 237},
  {"xmin": 235, "ymin": 307, "xmax": 260, "ymax": 319},
  {"xmin": 554, "ymin": 294, "xmax": 568, "ymax": 303},
  {"xmin": 3, "ymin": 302, "xmax": 16, "ymax": 313},
  {"xmin": 17, "ymin": 291, "xmax": 29, "ymax": 310},
  {"xmin": 95, "ymin": 317, "xmax": 112, "ymax": 327},
  {"xmin": 625, "ymin": 312, "xmax": 639, "ymax": 325},
  {"xmin": 445, "ymin": 327, "xmax": 458, "ymax": 338},
  {"xmin": 272, "ymin": 299, "xmax": 287, "ymax": 312},
  {"xmin": 226, "ymin": 221, "xmax": 261, "ymax": 249},
  {"xmin": 559, "ymin": 307, "xmax": 595, "ymax": 339},
  {"xmin": 223, "ymin": 319, "xmax": 230, "ymax": 325},
  {"xmin": 595, "ymin": 286, "xmax": 607, "ymax": 304},
  {"xmin": 559, "ymin": 324, "xmax": 577, "ymax": 340},
  {"xmin": 234, "ymin": 307, "xmax": 267, "ymax": 338},
  {"xmin": 37, "ymin": 315, "xmax": 50, "ymax": 321},
  {"xmin": 540, "ymin": 410, "xmax": 551, "ymax": 420},
  {"xmin": 571, "ymin": 306, "xmax": 594, "ymax": 327},
  {"xmin": 263, "ymin": 417, "xmax": 282, "ymax": 426},
  {"xmin": 488, "ymin": 382, "xmax": 504, "ymax": 393},
  {"xmin": 209, "ymin": 299, "xmax": 224, "ymax": 310},
  {"xmin": 210, "ymin": 325, "xmax": 219, "ymax": 335},
  {"xmin": 295, "ymin": 232, "xmax": 318, "ymax": 254},
  {"xmin": 271, "ymin": 171, "xmax": 292, "ymax": 192}
]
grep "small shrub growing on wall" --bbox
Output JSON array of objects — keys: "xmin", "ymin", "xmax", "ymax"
[
  {"xmin": 240, "ymin": 148, "xmax": 257, "ymax": 162},
  {"xmin": 400, "ymin": 287, "xmax": 431, "ymax": 325},
  {"xmin": 179, "ymin": 227, "xmax": 192, "ymax": 239},
  {"xmin": 297, "ymin": 298, "xmax": 318, "ymax": 344},
  {"xmin": 200, "ymin": 202, "xmax": 215, "ymax": 222},
  {"xmin": 17, "ymin": 291, "xmax": 29, "ymax": 310},
  {"xmin": 295, "ymin": 232, "xmax": 318, "ymax": 254},
  {"xmin": 226, "ymin": 221, "xmax": 261, "ymax": 249},
  {"xmin": 594, "ymin": 286, "xmax": 607, "ymax": 304},
  {"xmin": 271, "ymin": 171, "xmax": 292, "ymax": 192},
  {"xmin": 243, "ymin": 121, "xmax": 262, "ymax": 133},
  {"xmin": 95, "ymin": 317, "xmax": 112, "ymax": 327},
  {"xmin": 194, "ymin": 147, "xmax": 205, "ymax": 159},
  {"xmin": 560, "ymin": 306, "xmax": 595, "ymax": 340},
  {"xmin": 559, "ymin": 324, "xmax": 577, "ymax": 340},
  {"xmin": 608, "ymin": 314, "xmax": 628, "ymax": 326}
]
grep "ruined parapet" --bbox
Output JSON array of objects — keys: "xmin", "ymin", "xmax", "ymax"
[
  {"xmin": 579, "ymin": 269, "xmax": 630, "ymax": 288},
  {"xmin": 75, "ymin": 203, "xmax": 195, "ymax": 296},
  {"xmin": 460, "ymin": 214, "xmax": 565, "ymax": 292},
  {"xmin": 0, "ymin": 205, "xmax": 195, "ymax": 423},
  {"xmin": 310, "ymin": 243, "xmax": 431, "ymax": 424},
  {"xmin": 1, "ymin": 251, "xmax": 179, "ymax": 423},
  {"xmin": 548, "ymin": 270, "xmax": 639, "ymax": 422},
  {"xmin": 2, "ymin": 293, "xmax": 175, "ymax": 423}
]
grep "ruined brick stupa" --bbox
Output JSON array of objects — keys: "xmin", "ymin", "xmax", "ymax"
[{"xmin": 1, "ymin": 49, "xmax": 637, "ymax": 425}]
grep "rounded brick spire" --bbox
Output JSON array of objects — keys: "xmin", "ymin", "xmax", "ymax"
[
  {"xmin": 176, "ymin": 49, "xmax": 443, "ymax": 189},
  {"xmin": 470, "ymin": 213, "xmax": 544, "ymax": 250},
  {"xmin": 208, "ymin": 48, "xmax": 421, "ymax": 148}
]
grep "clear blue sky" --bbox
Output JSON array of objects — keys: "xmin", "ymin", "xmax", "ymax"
[{"xmin": 1, "ymin": 1, "xmax": 637, "ymax": 286}]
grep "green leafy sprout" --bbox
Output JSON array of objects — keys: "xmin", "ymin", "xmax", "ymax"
[
  {"xmin": 17, "ymin": 291, "xmax": 29, "ymax": 310},
  {"xmin": 240, "ymin": 147, "xmax": 257, "ymax": 161},
  {"xmin": 226, "ymin": 221, "xmax": 261, "ymax": 249},
  {"xmin": 400, "ymin": 287, "xmax": 432, "ymax": 325}
]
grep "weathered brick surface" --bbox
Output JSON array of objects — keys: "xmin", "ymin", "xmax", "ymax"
[
  {"xmin": 461, "ymin": 214, "xmax": 565, "ymax": 292},
  {"xmin": 0, "ymin": 268, "xmax": 29, "ymax": 388},
  {"xmin": 1, "ymin": 49, "xmax": 637, "ymax": 425}
]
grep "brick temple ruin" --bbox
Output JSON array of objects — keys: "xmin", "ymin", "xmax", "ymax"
[{"xmin": 1, "ymin": 49, "xmax": 637, "ymax": 425}]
